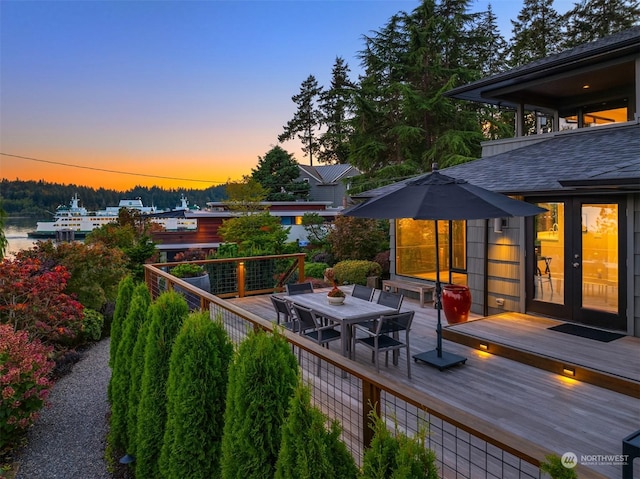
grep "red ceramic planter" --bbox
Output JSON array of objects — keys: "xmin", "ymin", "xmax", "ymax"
[{"xmin": 441, "ymin": 285, "xmax": 471, "ymax": 324}]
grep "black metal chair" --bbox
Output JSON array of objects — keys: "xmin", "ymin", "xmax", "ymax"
[
  {"xmin": 270, "ymin": 295, "xmax": 299, "ymax": 332},
  {"xmin": 285, "ymin": 282, "xmax": 314, "ymax": 295},
  {"xmin": 354, "ymin": 311, "xmax": 415, "ymax": 378},
  {"xmin": 376, "ymin": 290, "xmax": 404, "ymax": 310},
  {"xmin": 352, "ymin": 284, "xmax": 375, "ymax": 301},
  {"xmin": 292, "ymin": 304, "xmax": 342, "ymax": 374}
]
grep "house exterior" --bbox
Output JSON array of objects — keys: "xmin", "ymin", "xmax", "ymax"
[
  {"xmin": 151, "ymin": 200, "xmax": 342, "ymax": 261},
  {"xmin": 297, "ymin": 164, "xmax": 361, "ymax": 207},
  {"xmin": 361, "ymin": 27, "xmax": 640, "ymax": 337}
]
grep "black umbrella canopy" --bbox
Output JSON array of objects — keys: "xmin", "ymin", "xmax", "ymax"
[{"xmin": 344, "ymin": 171, "xmax": 546, "ymax": 220}]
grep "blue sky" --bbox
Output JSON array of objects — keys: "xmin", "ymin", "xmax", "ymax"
[{"xmin": 0, "ymin": 0, "xmax": 577, "ymax": 190}]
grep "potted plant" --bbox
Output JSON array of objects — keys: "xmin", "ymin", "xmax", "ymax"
[
  {"xmin": 171, "ymin": 263, "xmax": 211, "ymax": 304},
  {"xmin": 324, "ymin": 268, "xmax": 346, "ymax": 305}
]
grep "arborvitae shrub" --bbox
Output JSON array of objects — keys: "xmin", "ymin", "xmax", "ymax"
[
  {"xmin": 108, "ymin": 283, "xmax": 150, "ymax": 453},
  {"xmin": 360, "ymin": 410, "xmax": 438, "ymax": 479},
  {"xmin": 275, "ymin": 383, "xmax": 358, "ymax": 479},
  {"xmin": 221, "ymin": 329, "xmax": 299, "ymax": 479},
  {"xmin": 159, "ymin": 312, "xmax": 233, "ymax": 478},
  {"xmin": 134, "ymin": 291, "xmax": 188, "ymax": 479},
  {"xmin": 125, "ymin": 313, "xmax": 151, "ymax": 459},
  {"xmin": 109, "ymin": 275, "xmax": 135, "ymax": 368}
]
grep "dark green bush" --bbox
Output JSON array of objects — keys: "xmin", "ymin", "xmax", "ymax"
[
  {"xmin": 159, "ymin": 312, "xmax": 234, "ymax": 478},
  {"xmin": 540, "ymin": 454, "xmax": 578, "ymax": 479},
  {"xmin": 80, "ymin": 308, "xmax": 104, "ymax": 343},
  {"xmin": 125, "ymin": 314, "xmax": 151, "ymax": 459},
  {"xmin": 170, "ymin": 262, "xmax": 205, "ymax": 278},
  {"xmin": 304, "ymin": 262, "xmax": 330, "ymax": 279},
  {"xmin": 360, "ymin": 410, "xmax": 438, "ymax": 479},
  {"xmin": 134, "ymin": 291, "xmax": 189, "ymax": 479},
  {"xmin": 333, "ymin": 260, "xmax": 382, "ymax": 286},
  {"xmin": 109, "ymin": 276, "xmax": 135, "ymax": 368},
  {"xmin": 221, "ymin": 329, "xmax": 299, "ymax": 479},
  {"xmin": 108, "ymin": 283, "xmax": 150, "ymax": 453},
  {"xmin": 275, "ymin": 383, "xmax": 358, "ymax": 479}
]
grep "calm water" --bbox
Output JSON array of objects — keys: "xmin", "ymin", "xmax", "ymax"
[{"xmin": 3, "ymin": 217, "xmax": 43, "ymax": 258}]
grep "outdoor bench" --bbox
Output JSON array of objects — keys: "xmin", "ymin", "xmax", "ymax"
[{"xmin": 382, "ymin": 279, "xmax": 434, "ymax": 308}]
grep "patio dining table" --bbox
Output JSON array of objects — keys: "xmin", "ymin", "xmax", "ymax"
[{"xmin": 282, "ymin": 292, "xmax": 399, "ymax": 359}]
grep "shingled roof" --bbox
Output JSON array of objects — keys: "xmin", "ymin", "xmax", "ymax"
[{"xmin": 355, "ymin": 123, "xmax": 640, "ymax": 198}]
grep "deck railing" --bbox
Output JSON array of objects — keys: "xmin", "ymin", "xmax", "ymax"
[{"xmin": 144, "ymin": 260, "xmax": 606, "ymax": 479}]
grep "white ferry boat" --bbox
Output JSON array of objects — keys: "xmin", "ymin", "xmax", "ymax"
[{"xmin": 27, "ymin": 194, "xmax": 198, "ymax": 238}]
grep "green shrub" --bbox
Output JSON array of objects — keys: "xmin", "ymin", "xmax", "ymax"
[
  {"xmin": 125, "ymin": 312, "xmax": 151, "ymax": 459},
  {"xmin": 540, "ymin": 454, "xmax": 578, "ymax": 479},
  {"xmin": 108, "ymin": 283, "xmax": 151, "ymax": 453},
  {"xmin": 159, "ymin": 312, "xmax": 234, "ymax": 478},
  {"xmin": 275, "ymin": 383, "xmax": 358, "ymax": 479},
  {"xmin": 170, "ymin": 262, "xmax": 205, "ymax": 278},
  {"xmin": 333, "ymin": 260, "xmax": 382, "ymax": 286},
  {"xmin": 80, "ymin": 308, "xmax": 104, "ymax": 343},
  {"xmin": 0, "ymin": 324, "xmax": 54, "ymax": 449},
  {"xmin": 326, "ymin": 216, "xmax": 388, "ymax": 261},
  {"xmin": 135, "ymin": 291, "xmax": 189, "ymax": 479},
  {"xmin": 221, "ymin": 329, "xmax": 299, "ymax": 479},
  {"xmin": 110, "ymin": 276, "xmax": 135, "ymax": 368},
  {"xmin": 360, "ymin": 410, "xmax": 438, "ymax": 479},
  {"xmin": 304, "ymin": 262, "xmax": 330, "ymax": 279}
]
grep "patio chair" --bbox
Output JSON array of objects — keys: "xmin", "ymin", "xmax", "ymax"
[
  {"xmin": 377, "ymin": 290, "xmax": 404, "ymax": 310},
  {"xmin": 285, "ymin": 282, "xmax": 314, "ymax": 295},
  {"xmin": 353, "ymin": 311, "xmax": 415, "ymax": 378},
  {"xmin": 352, "ymin": 284, "xmax": 375, "ymax": 301},
  {"xmin": 292, "ymin": 304, "xmax": 342, "ymax": 374},
  {"xmin": 270, "ymin": 295, "xmax": 299, "ymax": 332}
]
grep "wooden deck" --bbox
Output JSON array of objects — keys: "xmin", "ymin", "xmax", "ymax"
[{"xmin": 228, "ymin": 288, "xmax": 640, "ymax": 479}]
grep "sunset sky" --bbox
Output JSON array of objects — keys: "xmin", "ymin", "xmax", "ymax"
[{"xmin": 1, "ymin": 0, "xmax": 576, "ymax": 191}]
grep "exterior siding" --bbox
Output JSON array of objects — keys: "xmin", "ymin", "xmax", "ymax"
[{"xmin": 633, "ymin": 193, "xmax": 640, "ymax": 336}]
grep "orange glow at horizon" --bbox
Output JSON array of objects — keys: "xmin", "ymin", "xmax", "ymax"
[{"xmin": 1, "ymin": 150, "xmax": 271, "ymax": 191}]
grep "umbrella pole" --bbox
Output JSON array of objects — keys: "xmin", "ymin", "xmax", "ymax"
[{"xmin": 413, "ymin": 219, "xmax": 467, "ymax": 371}]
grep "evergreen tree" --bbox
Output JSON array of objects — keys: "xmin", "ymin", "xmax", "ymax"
[
  {"xmin": 318, "ymin": 57, "xmax": 355, "ymax": 164},
  {"xmin": 221, "ymin": 330, "xmax": 299, "ymax": 479},
  {"xmin": 159, "ymin": 312, "xmax": 234, "ymax": 479},
  {"xmin": 508, "ymin": 0, "xmax": 563, "ymax": 66},
  {"xmin": 275, "ymin": 383, "xmax": 358, "ymax": 479},
  {"xmin": 278, "ymin": 75, "xmax": 323, "ymax": 166},
  {"xmin": 125, "ymin": 309, "xmax": 151, "ymax": 459},
  {"xmin": 562, "ymin": 0, "xmax": 640, "ymax": 48},
  {"xmin": 109, "ymin": 276, "xmax": 135, "ymax": 370},
  {"xmin": 108, "ymin": 282, "xmax": 151, "ymax": 453},
  {"xmin": 134, "ymin": 291, "xmax": 189, "ymax": 479},
  {"xmin": 250, "ymin": 145, "xmax": 309, "ymax": 201}
]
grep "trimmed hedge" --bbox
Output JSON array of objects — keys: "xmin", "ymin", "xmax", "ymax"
[
  {"xmin": 159, "ymin": 312, "xmax": 234, "ymax": 478},
  {"xmin": 221, "ymin": 330, "xmax": 299, "ymax": 479},
  {"xmin": 333, "ymin": 260, "xmax": 382, "ymax": 286},
  {"xmin": 134, "ymin": 291, "xmax": 189, "ymax": 479}
]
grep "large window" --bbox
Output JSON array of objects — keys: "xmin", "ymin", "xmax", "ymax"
[{"xmin": 396, "ymin": 219, "xmax": 467, "ymax": 285}]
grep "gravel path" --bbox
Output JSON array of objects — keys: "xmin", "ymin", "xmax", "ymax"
[{"xmin": 15, "ymin": 338, "xmax": 112, "ymax": 479}]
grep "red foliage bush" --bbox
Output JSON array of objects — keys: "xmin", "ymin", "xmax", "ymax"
[
  {"xmin": 0, "ymin": 324, "xmax": 54, "ymax": 449},
  {"xmin": 0, "ymin": 257, "xmax": 84, "ymax": 348}
]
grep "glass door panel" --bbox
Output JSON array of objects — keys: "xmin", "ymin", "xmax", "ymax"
[
  {"xmin": 534, "ymin": 202, "xmax": 564, "ymax": 305},
  {"xmin": 580, "ymin": 204, "xmax": 618, "ymax": 314}
]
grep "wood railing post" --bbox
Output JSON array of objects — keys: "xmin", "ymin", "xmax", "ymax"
[
  {"xmin": 362, "ymin": 379, "xmax": 381, "ymax": 449},
  {"xmin": 238, "ymin": 260, "xmax": 245, "ymax": 297},
  {"xmin": 298, "ymin": 256, "xmax": 305, "ymax": 282}
]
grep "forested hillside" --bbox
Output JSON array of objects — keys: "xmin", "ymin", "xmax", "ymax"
[{"xmin": 0, "ymin": 179, "xmax": 227, "ymax": 216}]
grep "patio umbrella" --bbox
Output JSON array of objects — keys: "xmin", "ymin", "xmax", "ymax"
[{"xmin": 344, "ymin": 169, "xmax": 546, "ymax": 370}]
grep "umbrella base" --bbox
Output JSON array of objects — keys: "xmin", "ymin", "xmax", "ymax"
[{"xmin": 413, "ymin": 349, "xmax": 467, "ymax": 371}]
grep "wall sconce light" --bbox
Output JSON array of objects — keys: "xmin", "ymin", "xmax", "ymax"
[
  {"xmin": 479, "ymin": 343, "xmax": 489, "ymax": 351},
  {"xmin": 493, "ymin": 218, "xmax": 506, "ymax": 233},
  {"xmin": 563, "ymin": 367, "xmax": 575, "ymax": 377}
]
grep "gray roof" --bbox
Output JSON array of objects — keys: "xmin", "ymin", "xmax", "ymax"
[
  {"xmin": 355, "ymin": 123, "xmax": 640, "ymax": 198},
  {"xmin": 298, "ymin": 164, "xmax": 360, "ymax": 184}
]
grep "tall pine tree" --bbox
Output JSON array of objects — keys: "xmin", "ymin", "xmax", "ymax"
[{"xmin": 562, "ymin": 0, "xmax": 640, "ymax": 48}]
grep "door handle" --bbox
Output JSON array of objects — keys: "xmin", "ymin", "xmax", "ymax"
[{"xmin": 572, "ymin": 262, "xmax": 580, "ymax": 268}]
